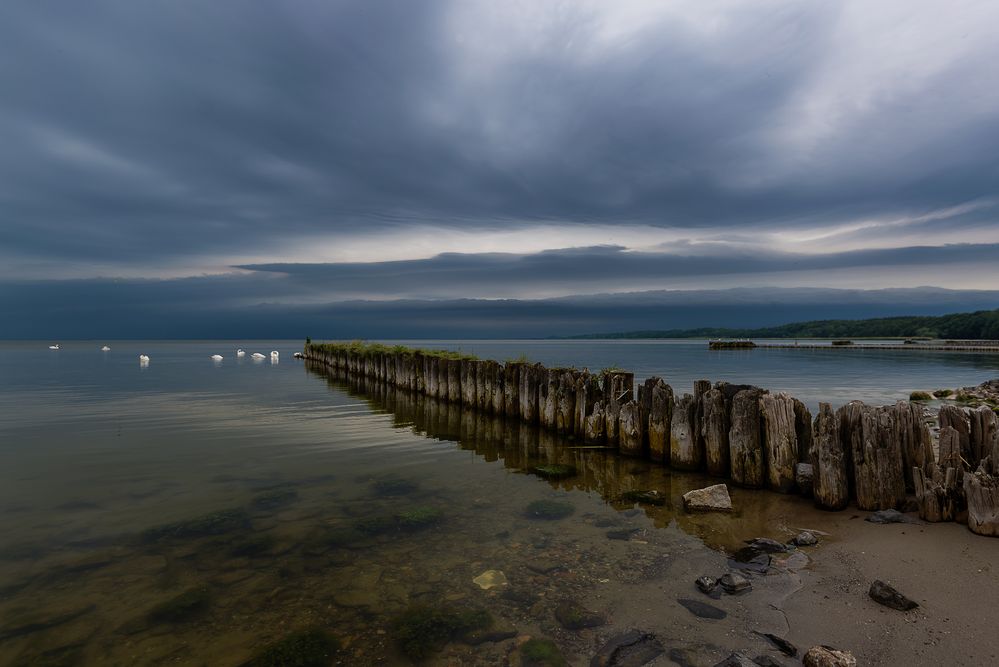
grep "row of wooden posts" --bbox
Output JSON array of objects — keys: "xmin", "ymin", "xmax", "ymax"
[{"xmin": 303, "ymin": 343, "xmax": 999, "ymax": 536}]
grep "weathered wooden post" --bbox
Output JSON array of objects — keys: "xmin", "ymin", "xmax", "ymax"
[
  {"xmin": 701, "ymin": 387, "xmax": 729, "ymax": 476},
  {"xmin": 843, "ymin": 402, "xmax": 905, "ymax": 511},
  {"xmin": 447, "ymin": 358, "xmax": 461, "ymax": 403},
  {"xmin": 760, "ymin": 392, "xmax": 798, "ymax": 493},
  {"xmin": 914, "ymin": 464, "xmax": 961, "ymax": 522},
  {"xmin": 670, "ymin": 394, "xmax": 701, "ymax": 470},
  {"xmin": 729, "ymin": 388, "xmax": 765, "ymax": 487},
  {"xmin": 520, "ymin": 363, "xmax": 541, "ymax": 424},
  {"xmin": 890, "ymin": 401, "xmax": 933, "ymax": 490},
  {"xmin": 540, "ymin": 370, "xmax": 558, "ymax": 430},
  {"xmin": 618, "ymin": 400, "xmax": 644, "ymax": 456},
  {"xmin": 970, "ymin": 406, "xmax": 999, "ymax": 469},
  {"xmin": 460, "ymin": 358, "xmax": 477, "ymax": 407},
  {"xmin": 476, "ymin": 360, "xmax": 490, "ymax": 412},
  {"xmin": 556, "ymin": 370, "xmax": 578, "ymax": 435},
  {"xmin": 503, "ymin": 362, "xmax": 522, "ymax": 418},
  {"xmin": 603, "ymin": 371, "xmax": 634, "ymax": 447},
  {"xmin": 965, "ymin": 457, "xmax": 999, "ymax": 536},
  {"xmin": 584, "ymin": 400, "xmax": 606, "ymax": 444},
  {"xmin": 412, "ymin": 352, "xmax": 425, "ymax": 393},
  {"xmin": 793, "ymin": 398, "xmax": 813, "ymax": 462},
  {"xmin": 644, "ymin": 379, "xmax": 672, "ymax": 464},
  {"xmin": 939, "ymin": 405, "xmax": 972, "ymax": 464},
  {"xmin": 811, "ymin": 402, "xmax": 849, "ymax": 510}
]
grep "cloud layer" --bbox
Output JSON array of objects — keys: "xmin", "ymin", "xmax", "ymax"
[{"xmin": 1, "ymin": 1, "xmax": 998, "ymax": 276}]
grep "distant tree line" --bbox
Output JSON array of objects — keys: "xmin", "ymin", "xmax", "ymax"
[{"xmin": 566, "ymin": 308, "xmax": 999, "ymax": 340}]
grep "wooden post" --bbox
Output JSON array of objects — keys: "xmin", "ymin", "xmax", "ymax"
[
  {"xmin": 460, "ymin": 359, "xmax": 477, "ymax": 407},
  {"xmin": 619, "ymin": 400, "xmax": 644, "ymax": 456},
  {"xmin": 812, "ymin": 402, "xmax": 849, "ymax": 510},
  {"xmin": 761, "ymin": 392, "xmax": 799, "ymax": 493},
  {"xmin": 447, "ymin": 358, "xmax": 461, "ymax": 403},
  {"xmin": 646, "ymin": 379, "xmax": 672, "ymax": 464},
  {"xmin": 670, "ymin": 394, "xmax": 701, "ymax": 470},
  {"xmin": 520, "ymin": 363, "xmax": 541, "ymax": 424},
  {"xmin": 729, "ymin": 389, "xmax": 765, "ymax": 487},
  {"xmin": 914, "ymin": 464, "xmax": 960, "ymax": 522},
  {"xmin": 584, "ymin": 399, "xmax": 606, "ymax": 444},
  {"xmin": 503, "ymin": 362, "xmax": 521, "ymax": 418},
  {"xmin": 793, "ymin": 398, "xmax": 813, "ymax": 463},
  {"xmin": 701, "ymin": 387, "xmax": 729, "ymax": 477},
  {"xmin": 890, "ymin": 400, "xmax": 933, "ymax": 491},
  {"xmin": 556, "ymin": 370, "xmax": 577, "ymax": 435},
  {"xmin": 970, "ymin": 406, "xmax": 999, "ymax": 470},
  {"xmin": 939, "ymin": 405, "xmax": 972, "ymax": 465},
  {"xmin": 844, "ymin": 403, "xmax": 905, "ymax": 511},
  {"xmin": 965, "ymin": 458, "xmax": 999, "ymax": 536}
]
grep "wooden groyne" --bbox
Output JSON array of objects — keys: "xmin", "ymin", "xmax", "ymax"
[{"xmin": 303, "ymin": 342, "xmax": 999, "ymax": 537}]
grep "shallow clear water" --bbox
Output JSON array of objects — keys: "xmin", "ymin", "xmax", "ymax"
[{"xmin": 0, "ymin": 340, "xmax": 996, "ymax": 666}]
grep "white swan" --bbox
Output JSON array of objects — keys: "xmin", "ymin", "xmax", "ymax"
[
  {"xmin": 139, "ymin": 354, "xmax": 150, "ymax": 365},
  {"xmin": 101, "ymin": 345, "xmax": 111, "ymax": 351},
  {"xmin": 251, "ymin": 352, "xmax": 266, "ymax": 360},
  {"xmin": 270, "ymin": 350, "xmax": 279, "ymax": 358},
  {"xmin": 236, "ymin": 348, "xmax": 245, "ymax": 358},
  {"xmin": 49, "ymin": 344, "xmax": 60, "ymax": 350},
  {"xmin": 211, "ymin": 354, "xmax": 224, "ymax": 361}
]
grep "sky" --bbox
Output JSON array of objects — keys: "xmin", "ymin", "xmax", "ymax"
[{"xmin": 1, "ymin": 1, "xmax": 998, "ymax": 337}]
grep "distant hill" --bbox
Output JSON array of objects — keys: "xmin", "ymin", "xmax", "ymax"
[{"xmin": 566, "ymin": 308, "xmax": 999, "ymax": 340}]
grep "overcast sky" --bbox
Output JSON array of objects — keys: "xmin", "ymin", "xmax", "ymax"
[{"xmin": 2, "ymin": 1, "xmax": 998, "ymax": 335}]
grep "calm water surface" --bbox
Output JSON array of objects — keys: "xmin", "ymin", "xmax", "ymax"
[{"xmin": 1, "ymin": 340, "xmax": 997, "ymax": 665}]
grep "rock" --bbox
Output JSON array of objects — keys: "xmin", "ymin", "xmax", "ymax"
[
  {"xmin": 606, "ymin": 528, "xmax": 640, "ymax": 541},
  {"xmin": 695, "ymin": 576, "xmax": 717, "ymax": 594},
  {"xmin": 868, "ymin": 579, "xmax": 918, "ymax": 611},
  {"xmin": 590, "ymin": 630, "xmax": 665, "ymax": 667},
  {"xmin": 465, "ymin": 620, "xmax": 518, "ymax": 645},
  {"xmin": 865, "ymin": 509, "xmax": 916, "ymax": 524},
  {"xmin": 555, "ymin": 600, "xmax": 605, "ymax": 630},
  {"xmin": 728, "ymin": 554, "xmax": 771, "ymax": 573},
  {"xmin": 677, "ymin": 598, "xmax": 727, "ymax": 620},
  {"xmin": 527, "ymin": 559, "xmax": 562, "ymax": 574},
  {"xmin": 713, "ymin": 654, "xmax": 757, "ymax": 667},
  {"xmin": 752, "ymin": 657, "xmax": 785, "ymax": 667},
  {"xmin": 795, "ymin": 463, "xmax": 814, "ymax": 498},
  {"xmin": 792, "ymin": 531, "xmax": 818, "ymax": 547},
  {"xmin": 682, "ymin": 484, "xmax": 733, "ymax": 512},
  {"xmin": 473, "ymin": 569, "xmax": 508, "ymax": 590},
  {"xmin": 719, "ymin": 572, "xmax": 751, "ymax": 594},
  {"xmin": 754, "ymin": 632, "xmax": 796, "ymax": 657},
  {"xmin": 802, "ymin": 645, "xmax": 857, "ymax": 667},
  {"xmin": 733, "ymin": 537, "xmax": 787, "ymax": 562}
]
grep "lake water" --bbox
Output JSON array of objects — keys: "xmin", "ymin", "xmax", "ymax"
[{"xmin": 1, "ymin": 339, "xmax": 997, "ymax": 666}]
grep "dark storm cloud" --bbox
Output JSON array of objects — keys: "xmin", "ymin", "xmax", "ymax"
[{"xmin": 2, "ymin": 1, "xmax": 998, "ymax": 273}]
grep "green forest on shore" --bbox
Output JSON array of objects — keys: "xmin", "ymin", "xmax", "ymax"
[{"xmin": 567, "ymin": 308, "xmax": 999, "ymax": 340}]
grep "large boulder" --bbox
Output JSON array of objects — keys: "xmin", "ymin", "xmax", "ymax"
[
  {"xmin": 682, "ymin": 484, "xmax": 733, "ymax": 512},
  {"xmin": 803, "ymin": 646, "xmax": 857, "ymax": 667}
]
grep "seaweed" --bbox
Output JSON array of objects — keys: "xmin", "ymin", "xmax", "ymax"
[
  {"xmin": 141, "ymin": 509, "xmax": 250, "ymax": 542},
  {"xmin": 248, "ymin": 628, "xmax": 339, "ymax": 667},
  {"xmin": 391, "ymin": 604, "xmax": 492, "ymax": 659}
]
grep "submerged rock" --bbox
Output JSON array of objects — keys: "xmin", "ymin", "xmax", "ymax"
[
  {"xmin": 525, "ymin": 499, "xmax": 575, "ymax": 520},
  {"xmin": 473, "ymin": 569, "xmax": 508, "ymax": 590},
  {"xmin": 712, "ymin": 653, "xmax": 757, "ymax": 666},
  {"xmin": 868, "ymin": 580, "xmax": 919, "ymax": 611},
  {"xmin": 590, "ymin": 630, "xmax": 665, "ymax": 667},
  {"xmin": 802, "ymin": 646, "xmax": 857, "ymax": 667},
  {"xmin": 555, "ymin": 600, "xmax": 605, "ymax": 630},
  {"xmin": 733, "ymin": 538, "xmax": 788, "ymax": 563},
  {"xmin": 677, "ymin": 598, "xmax": 726, "ymax": 619},
  {"xmin": 532, "ymin": 464, "xmax": 578, "ymax": 480},
  {"xmin": 606, "ymin": 527, "xmax": 640, "ymax": 541},
  {"xmin": 620, "ymin": 489, "xmax": 667, "ymax": 506},
  {"xmin": 682, "ymin": 484, "xmax": 733, "ymax": 512}
]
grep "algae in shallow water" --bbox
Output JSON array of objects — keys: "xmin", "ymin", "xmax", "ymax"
[
  {"xmin": 248, "ymin": 628, "xmax": 339, "ymax": 667},
  {"xmin": 354, "ymin": 506, "xmax": 443, "ymax": 534},
  {"xmin": 147, "ymin": 585, "xmax": 211, "ymax": 623},
  {"xmin": 370, "ymin": 476, "xmax": 420, "ymax": 497},
  {"xmin": 251, "ymin": 488, "xmax": 299, "ymax": 510},
  {"xmin": 524, "ymin": 499, "xmax": 574, "ymax": 520},
  {"xmin": 392, "ymin": 604, "xmax": 493, "ymax": 659},
  {"xmin": 532, "ymin": 464, "xmax": 577, "ymax": 480},
  {"xmin": 521, "ymin": 638, "xmax": 565, "ymax": 667},
  {"xmin": 141, "ymin": 508, "xmax": 250, "ymax": 542}
]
